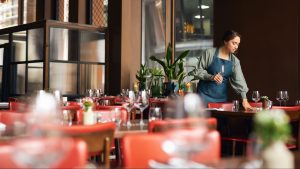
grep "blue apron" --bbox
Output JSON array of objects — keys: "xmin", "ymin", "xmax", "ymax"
[{"xmin": 198, "ymin": 48, "xmax": 233, "ymax": 106}]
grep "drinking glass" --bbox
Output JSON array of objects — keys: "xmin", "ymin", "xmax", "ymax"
[
  {"xmin": 252, "ymin": 91, "xmax": 261, "ymax": 111},
  {"xmin": 283, "ymin": 91, "xmax": 289, "ymax": 106},
  {"xmin": 12, "ymin": 137, "xmax": 72, "ymax": 169},
  {"xmin": 148, "ymin": 107, "xmax": 162, "ymax": 121},
  {"xmin": 135, "ymin": 91, "xmax": 149, "ymax": 126},
  {"xmin": 220, "ymin": 64, "xmax": 225, "ymax": 75},
  {"xmin": 276, "ymin": 91, "xmax": 284, "ymax": 106},
  {"xmin": 161, "ymin": 128, "xmax": 209, "ymax": 167},
  {"xmin": 112, "ymin": 108, "xmax": 122, "ymax": 126},
  {"xmin": 122, "ymin": 91, "xmax": 135, "ymax": 127},
  {"xmin": 232, "ymin": 100, "xmax": 239, "ymax": 111},
  {"xmin": 295, "ymin": 100, "xmax": 300, "ymax": 106}
]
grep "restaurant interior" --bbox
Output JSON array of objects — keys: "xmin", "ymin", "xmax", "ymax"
[{"xmin": 0, "ymin": 0, "xmax": 300, "ymax": 168}]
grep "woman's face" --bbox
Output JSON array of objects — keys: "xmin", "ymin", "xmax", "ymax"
[{"xmin": 224, "ymin": 36, "xmax": 240, "ymax": 53}]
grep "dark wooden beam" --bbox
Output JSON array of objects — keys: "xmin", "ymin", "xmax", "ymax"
[
  {"xmin": 106, "ymin": 0, "xmax": 122, "ymax": 95},
  {"xmin": 69, "ymin": 0, "xmax": 88, "ymax": 24},
  {"xmin": 36, "ymin": 0, "xmax": 56, "ymax": 21}
]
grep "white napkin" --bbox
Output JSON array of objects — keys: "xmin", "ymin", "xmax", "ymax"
[
  {"xmin": 149, "ymin": 158, "xmax": 212, "ymax": 169},
  {"xmin": 204, "ymin": 108, "xmax": 224, "ymax": 111}
]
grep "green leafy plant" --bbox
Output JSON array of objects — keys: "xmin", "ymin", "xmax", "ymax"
[
  {"xmin": 149, "ymin": 68, "xmax": 164, "ymax": 87},
  {"xmin": 254, "ymin": 109, "xmax": 291, "ymax": 148},
  {"xmin": 136, "ymin": 64, "xmax": 150, "ymax": 90},
  {"xmin": 261, "ymin": 96, "xmax": 269, "ymax": 100},
  {"xmin": 150, "ymin": 43, "xmax": 189, "ymax": 82},
  {"xmin": 83, "ymin": 98, "xmax": 94, "ymax": 112}
]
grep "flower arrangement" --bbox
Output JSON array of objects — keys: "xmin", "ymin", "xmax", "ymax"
[
  {"xmin": 82, "ymin": 98, "xmax": 94, "ymax": 112},
  {"xmin": 254, "ymin": 109, "xmax": 291, "ymax": 148},
  {"xmin": 261, "ymin": 96, "xmax": 269, "ymax": 100}
]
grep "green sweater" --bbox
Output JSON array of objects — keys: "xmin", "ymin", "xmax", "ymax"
[{"xmin": 193, "ymin": 48, "xmax": 249, "ymax": 99}]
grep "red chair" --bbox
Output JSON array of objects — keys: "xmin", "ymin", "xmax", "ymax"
[
  {"xmin": 9, "ymin": 102, "xmax": 30, "ymax": 112},
  {"xmin": 208, "ymin": 102, "xmax": 262, "ymax": 111},
  {"xmin": 122, "ymin": 129, "xmax": 220, "ymax": 168},
  {"xmin": 148, "ymin": 117, "xmax": 217, "ymax": 133},
  {"xmin": 0, "ymin": 111, "xmax": 28, "ymax": 126},
  {"xmin": 53, "ymin": 122, "xmax": 116, "ymax": 168},
  {"xmin": 0, "ymin": 138, "xmax": 87, "ymax": 168},
  {"xmin": 271, "ymin": 106, "xmax": 300, "ymax": 111}
]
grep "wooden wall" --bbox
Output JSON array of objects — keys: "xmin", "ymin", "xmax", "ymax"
[{"xmin": 215, "ymin": 0, "xmax": 299, "ymax": 105}]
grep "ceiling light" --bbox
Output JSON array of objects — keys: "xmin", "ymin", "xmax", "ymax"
[
  {"xmin": 194, "ymin": 15, "xmax": 205, "ymax": 19},
  {"xmin": 197, "ymin": 5, "xmax": 209, "ymax": 9}
]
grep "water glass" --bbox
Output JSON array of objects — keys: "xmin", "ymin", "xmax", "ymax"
[
  {"xmin": 252, "ymin": 91, "xmax": 260, "ymax": 111},
  {"xmin": 232, "ymin": 100, "xmax": 239, "ymax": 111},
  {"xmin": 295, "ymin": 100, "xmax": 300, "ymax": 106},
  {"xmin": 148, "ymin": 107, "xmax": 162, "ymax": 121},
  {"xmin": 283, "ymin": 91, "xmax": 289, "ymax": 106},
  {"xmin": 276, "ymin": 91, "xmax": 284, "ymax": 106}
]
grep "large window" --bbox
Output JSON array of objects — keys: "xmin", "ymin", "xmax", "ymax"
[
  {"xmin": 0, "ymin": 0, "xmax": 18, "ymax": 29},
  {"xmin": 142, "ymin": 0, "xmax": 166, "ymax": 66},
  {"xmin": 142, "ymin": 0, "xmax": 214, "ymax": 82}
]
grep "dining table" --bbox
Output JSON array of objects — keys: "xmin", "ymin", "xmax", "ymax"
[{"xmin": 209, "ymin": 108, "xmax": 300, "ymax": 153}]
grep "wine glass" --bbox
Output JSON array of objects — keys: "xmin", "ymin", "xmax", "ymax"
[
  {"xmin": 252, "ymin": 91, "xmax": 261, "ymax": 111},
  {"xmin": 122, "ymin": 91, "xmax": 135, "ymax": 127},
  {"xmin": 12, "ymin": 137, "xmax": 72, "ymax": 169},
  {"xmin": 276, "ymin": 91, "xmax": 284, "ymax": 106},
  {"xmin": 148, "ymin": 107, "xmax": 162, "ymax": 121},
  {"xmin": 135, "ymin": 91, "xmax": 149, "ymax": 126},
  {"xmin": 161, "ymin": 128, "xmax": 209, "ymax": 167},
  {"xmin": 283, "ymin": 91, "xmax": 289, "ymax": 106}
]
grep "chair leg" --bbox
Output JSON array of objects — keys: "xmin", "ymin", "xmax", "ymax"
[
  {"xmin": 104, "ymin": 137, "xmax": 111, "ymax": 169},
  {"xmin": 232, "ymin": 140, "xmax": 236, "ymax": 157}
]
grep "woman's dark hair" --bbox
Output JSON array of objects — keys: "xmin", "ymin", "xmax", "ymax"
[{"xmin": 222, "ymin": 30, "xmax": 241, "ymax": 42}]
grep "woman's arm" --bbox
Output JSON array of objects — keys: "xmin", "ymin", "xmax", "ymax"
[
  {"xmin": 229, "ymin": 57, "xmax": 250, "ymax": 101},
  {"xmin": 192, "ymin": 49, "xmax": 215, "ymax": 81}
]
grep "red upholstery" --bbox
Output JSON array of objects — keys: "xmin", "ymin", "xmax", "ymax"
[
  {"xmin": 148, "ymin": 117, "xmax": 217, "ymax": 133},
  {"xmin": 0, "ymin": 111, "xmax": 28, "ymax": 126},
  {"xmin": 271, "ymin": 106, "xmax": 300, "ymax": 111},
  {"xmin": 122, "ymin": 129, "xmax": 221, "ymax": 168},
  {"xmin": 61, "ymin": 105, "xmax": 81, "ymax": 111},
  {"xmin": 50, "ymin": 122, "xmax": 116, "ymax": 168},
  {"xmin": 208, "ymin": 102, "xmax": 262, "ymax": 110},
  {"xmin": 0, "ymin": 138, "xmax": 87, "ymax": 168},
  {"xmin": 9, "ymin": 102, "xmax": 30, "ymax": 112}
]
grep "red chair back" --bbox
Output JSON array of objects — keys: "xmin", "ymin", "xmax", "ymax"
[
  {"xmin": 0, "ymin": 138, "xmax": 87, "ymax": 168},
  {"xmin": 0, "ymin": 111, "xmax": 28, "ymax": 126},
  {"xmin": 122, "ymin": 129, "xmax": 220, "ymax": 168},
  {"xmin": 148, "ymin": 117, "xmax": 217, "ymax": 133},
  {"xmin": 208, "ymin": 102, "xmax": 262, "ymax": 110},
  {"xmin": 55, "ymin": 122, "xmax": 116, "ymax": 168},
  {"xmin": 271, "ymin": 106, "xmax": 300, "ymax": 111},
  {"xmin": 9, "ymin": 102, "xmax": 30, "ymax": 112}
]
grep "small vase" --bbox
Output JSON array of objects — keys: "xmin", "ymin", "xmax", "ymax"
[
  {"xmin": 83, "ymin": 107, "xmax": 96, "ymax": 125},
  {"xmin": 261, "ymin": 141, "xmax": 294, "ymax": 168}
]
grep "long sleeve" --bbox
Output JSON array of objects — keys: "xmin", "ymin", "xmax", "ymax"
[
  {"xmin": 229, "ymin": 56, "xmax": 249, "ymax": 99},
  {"xmin": 193, "ymin": 48, "xmax": 215, "ymax": 81}
]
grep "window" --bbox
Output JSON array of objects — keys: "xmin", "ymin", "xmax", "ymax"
[{"xmin": 0, "ymin": 0, "xmax": 18, "ymax": 29}]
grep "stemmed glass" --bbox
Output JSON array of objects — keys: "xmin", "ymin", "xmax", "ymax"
[
  {"xmin": 252, "ymin": 91, "xmax": 261, "ymax": 111},
  {"xmin": 283, "ymin": 91, "xmax": 289, "ymax": 106},
  {"xmin": 276, "ymin": 91, "xmax": 284, "ymax": 106},
  {"xmin": 135, "ymin": 91, "xmax": 149, "ymax": 126},
  {"xmin": 161, "ymin": 128, "xmax": 209, "ymax": 167},
  {"xmin": 122, "ymin": 91, "xmax": 135, "ymax": 127}
]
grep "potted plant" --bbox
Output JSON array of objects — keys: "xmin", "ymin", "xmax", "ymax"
[
  {"xmin": 254, "ymin": 109, "xmax": 294, "ymax": 168},
  {"xmin": 261, "ymin": 96, "xmax": 272, "ymax": 110},
  {"xmin": 149, "ymin": 67, "xmax": 164, "ymax": 97},
  {"xmin": 135, "ymin": 64, "xmax": 150, "ymax": 91},
  {"xmin": 150, "ymin": 43, "xmax": 189, "ymax": 96}
]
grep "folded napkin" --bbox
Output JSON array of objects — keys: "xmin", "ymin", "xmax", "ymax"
[
  {"xmin": 149, "ymin": 158, "xmax": 212, "ymax": 169},
  {"xmin": 204, "ymin": 108, "xmax": 224, "ymax": 111}
]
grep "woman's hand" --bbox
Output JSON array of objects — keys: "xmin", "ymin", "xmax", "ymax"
[
  {"xmin": 213, "ymin": 73, "xmax": 223, "ymax": 84},
  {"xmin": 242, "ymin": 99, "xmax": 253, "ymax": 110}
]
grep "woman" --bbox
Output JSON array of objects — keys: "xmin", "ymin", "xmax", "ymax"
[{"xmin": 193, "ymin": 30, "xmax": 252, "ymax": 110}]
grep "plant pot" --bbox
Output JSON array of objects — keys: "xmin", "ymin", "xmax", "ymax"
[
  {"xmin": 151, "ymin": 85, "xmax": 161, "ymax": 97},
  {"xmin": 261, "ymin": 141, "xmax": 294, "ymax": 168},
  {"xmin": 163, "ymin": 81, "xmax": 177, "ymax": 97}
]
